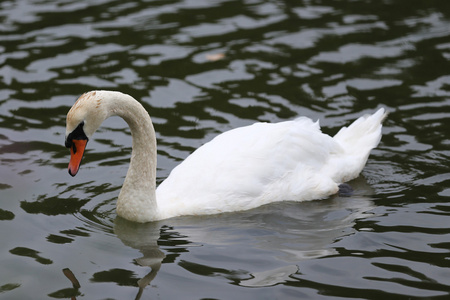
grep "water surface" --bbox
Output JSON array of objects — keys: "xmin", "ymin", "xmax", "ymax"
[{"xmin": 1, "ymin": 0, "xmax": 450, "ymax": 299}]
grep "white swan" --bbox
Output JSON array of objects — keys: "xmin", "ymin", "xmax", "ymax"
[{"xmin": 65, "ymin": 90, "xmax": 386, "ymax": 223}]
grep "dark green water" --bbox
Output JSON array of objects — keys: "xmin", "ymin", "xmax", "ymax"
[{"xmin": 1, "ymin": 0, "xmax": 450, "ymax": 299}]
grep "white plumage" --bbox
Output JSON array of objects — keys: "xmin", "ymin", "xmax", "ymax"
[{"xmin": 65, "ymin": 90, "xmax": 386, "ymax": 222}]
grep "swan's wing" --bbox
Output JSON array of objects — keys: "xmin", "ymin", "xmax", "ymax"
[{"xmin": 156, "ymin": 118, "xmax": 342, "ymax": 217}]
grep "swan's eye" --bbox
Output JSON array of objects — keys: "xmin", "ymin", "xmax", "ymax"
[{"xmin": 65, "ymin": 121, "xmax": 88, "ymax": 150}]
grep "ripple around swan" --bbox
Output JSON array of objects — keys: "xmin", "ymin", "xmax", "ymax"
[{"xmin": 1, "ymin": 0, "xmax": 450, "ymax": 298}]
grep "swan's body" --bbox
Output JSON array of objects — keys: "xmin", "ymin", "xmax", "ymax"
[{"xmin": 65, "ymin": 91, "xmax": 386, "ymax": 223}]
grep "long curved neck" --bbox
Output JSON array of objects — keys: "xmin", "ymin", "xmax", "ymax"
[{"xmin": 103, "ymin": 92, "xmax": 159, "ymax": 222}]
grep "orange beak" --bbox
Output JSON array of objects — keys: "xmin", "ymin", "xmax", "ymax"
[{"xmin": 68, "ymin": 139, "xmax": 87, "ymax": 177}]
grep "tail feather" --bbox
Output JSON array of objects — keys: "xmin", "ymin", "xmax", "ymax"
[
  {"xmin": 334, "ymin": 108, "xmax": 387, "ymax": 153},
  {"xmin": 329, "ymin": 108, "xmax": 387, "ymax": 183}
]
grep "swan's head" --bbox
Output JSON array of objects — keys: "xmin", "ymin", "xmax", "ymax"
[{"xmin": 65, "ymin": 91, "xmax": 109, "ymax": 176}]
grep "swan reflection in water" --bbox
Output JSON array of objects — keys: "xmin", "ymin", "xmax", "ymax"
[
  {"xmin": 61, "ymin": 175, "xmax": 375, "ymax": 299},
  {"xmin": 61, "ymin": 218, "xmax": 164, "ymax": 300},
  {"xmin": 114, "ymin": 218, "xmax": 165, "ymax": 299}
]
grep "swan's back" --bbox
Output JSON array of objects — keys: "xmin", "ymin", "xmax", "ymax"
[{"xmin": 156, "ymin": 109, "xmax": 386, "ymax": 219}]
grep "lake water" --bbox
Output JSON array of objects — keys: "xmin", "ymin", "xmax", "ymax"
[{"xmin": 1, "ymin": 0, "xmax": 450, "ymax": 299}]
